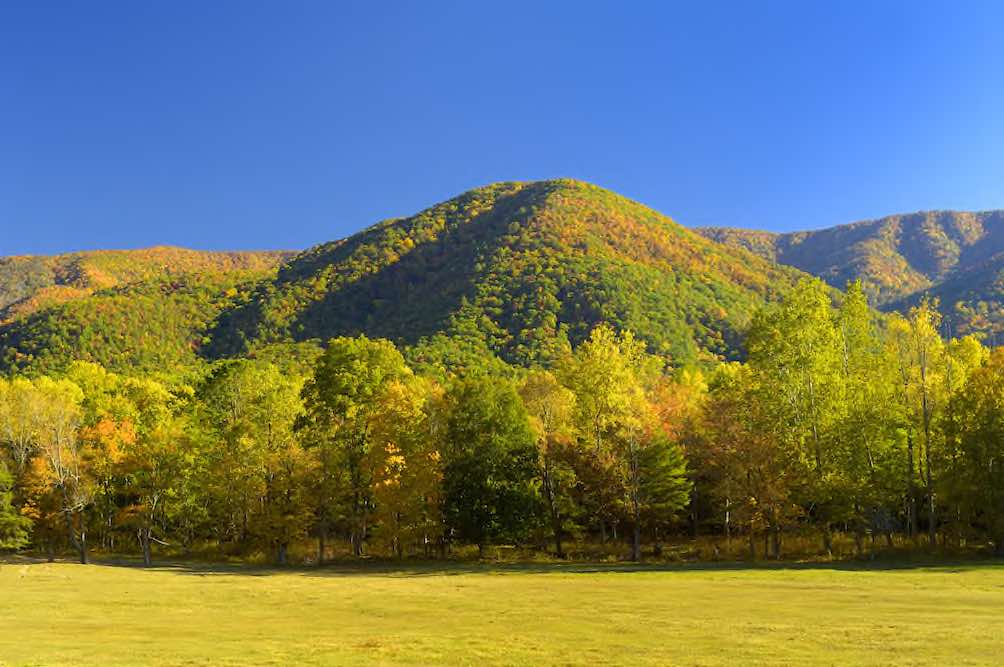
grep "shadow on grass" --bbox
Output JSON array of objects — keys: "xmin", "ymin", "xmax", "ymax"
[{"xmin": 8, "ymin": 553, "xmax": 1003, "ymax": 579}]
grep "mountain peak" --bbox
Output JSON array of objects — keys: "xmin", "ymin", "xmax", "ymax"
[{"xmin": 205, "ymin": 180, "xmax": 803, "ymax": 369}]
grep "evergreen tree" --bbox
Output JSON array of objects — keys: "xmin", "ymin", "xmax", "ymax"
[{"xmin": 0, "ymin": 461, "xmax": 31, "ymax": 550}]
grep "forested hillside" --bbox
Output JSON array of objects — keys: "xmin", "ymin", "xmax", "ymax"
[
  {"xmin": 5, "ymin": 187, "xmax": 1003, "ymax": 380},
  {"xmin": 0, "ymin": 248, "xmax": 292, "ymax": 374},
  {"xmin": 2, "ymin": 182, "xmax": 809, "ymax": 376},
  {"xmin": 207, "ymin": 179, "xmax": 807, "ymax": 370},
  {"xmin": 700, "ymin": 210, "xmax": 1004, "ymax": 338},
  {"xmin": 0, "ymin": 246, "xmax": 292, "ymax": 320}
]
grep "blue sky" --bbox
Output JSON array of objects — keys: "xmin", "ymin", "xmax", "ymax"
[{"xmin": 3, "ymin": 1, "xmax": 1003, "ymax": 255}]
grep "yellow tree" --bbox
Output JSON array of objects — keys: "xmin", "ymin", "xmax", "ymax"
[
  {"xmin": 520, "ymin": 370, "xmax": 576, "ymax": 557},
  {"xmin": 366, "ymin": 376, "xmax": 442, "ymax": 557},
  {"xmin": 702, "ymin": 363, "xmax": 801, "ymax": 559},
  {"xmin": 888, "ymin": 301, "xmax": 946, "ymax": 543},
  {"xmin": 747, "ymin": 278, "xmax": 844, "ymax": 554},
  {"xmin": 32, "ymin": 377, "xmax": 89, "ymax": 563},
  {"xmin": 936, "ymin": 334, "xmax": 988, "ymax": 544},
  {"xmin": 559, "ymin": 325, "xmax": 645, "ymax": 542},
  {"xmin": 199, "ymin": 360, "xmax": 308, "ymax": 562},
  {"xmin": 0, "ymin": 377, "xmax": 46, "ymax": 476},
  {"xmin": 116, "ymin": 375, "xmax": 187, "ymax": 566},
  {"xmin": 560, "ymin": 324, "xmax": 674, "ymax": 553},
  {"xmin": 298, "ymin": 336, "xmax": 413, "ymax": 558}
]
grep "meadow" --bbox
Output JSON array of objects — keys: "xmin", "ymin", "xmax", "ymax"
[{"xmin": 1, "ymin": 558, "xmax": 1002, "ymax": 666}]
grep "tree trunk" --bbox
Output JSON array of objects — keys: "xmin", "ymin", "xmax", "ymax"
[
  {"xmin": 62, "ymin": 504, "xmax": 87, "ymax": 564},
  {"xmin": 927, "ymin": 487, "xmax": 937, "ymax": 547},
  {"xmin": 724, "ymin": 497, "xmax": 731, "ymax": 547},
  {"xmin": 277, "ymin": 542, "xmax": 288, "ymax": 566},
  {"xmin": 542, "ymin": 464, "xmax": 564, "ymax": 558},
  {"xmin": 853, "ymin": 502, "xmax": 864, "ymax": 558},
  {"xmin": 630, "ymin": 474, "xmax": 642, "ymax": 562},
  {"xmin": 78, "ymin": 527, "xmax": 88, "ymax": 565},
  {"xmin": 317, "ymin": 528, "xmax": 326, "ymax": 566},
  {"xmin": 140, "ymin": 527, "xmax": 152, "ymax": 567},
  {"xmin": 920, "ymin": 361, "xmax": 936, "ymax": 547},
  {"xmin": 906, "ymin": 432, "xmax": 917, "ymax": 540},
  {"xmin": 690, "ymin": 485, "xmax": 699, "ymax": 538},
  {"xmin": 631, "ymin": 517, "xmax": 642, "ymax": 562}
]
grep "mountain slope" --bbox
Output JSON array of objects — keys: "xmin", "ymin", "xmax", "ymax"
[
  {"xmin": 0, "ymin": 248, "xmax": 293, "ymax": 375},
  {"xmin": 0, "ymin": 246, "xmax": 293, "ymax": 322},
  {"xmin": 887, "ymin": 251, "xmax": 1004, "ymax": 338},
  {"xmin": 207, "ymin": 179, "xmax": 808, "ymax": 368},
  {"xmin": 700, "ymin": 210, "xmax": 1004, "ymax": 337}
]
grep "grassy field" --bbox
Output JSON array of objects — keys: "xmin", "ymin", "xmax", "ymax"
[{"xmin": 1, "ymin": 558, "xmax": 1002, "ymax": 666}]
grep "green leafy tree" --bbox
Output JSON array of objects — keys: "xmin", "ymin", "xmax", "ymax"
[
  {"xmin": 0, "ymin": 461, "xmax": 31, "ymax": 550},
  {"xmin": 559, "ymin": 325, "xmax": 661, "ymax": 543},
  {"xmin": 836, "ymin": 281, "xmax": 906, "ymax": 551},
  {"xmin": 701, "ymin": 364, "xmax": 801, "ymax": 559},
  {"xmin": 887, "ymin": 301, "xmax": 946, "ymax": 542},
  {"xmin": 440, "ymin": 375, "xmax": 539, "ymax": 557},
  {"xmin": 298, "ymin": 336, "xmax": 411, "ymax": 558},
  {"xmin": 635, "ymin": 433, "xmax": 691, "ymax": 556},
  {"xmin": 941, "ymin": 350, "xmax": 1004, "ymax": 555},
  {"xmin": 747, "ymin": 278, "xmax": 844, "ymax": 553},
  {"xmin": 199, "ymin": 359, "xmax": 308, "ymax": 562}
]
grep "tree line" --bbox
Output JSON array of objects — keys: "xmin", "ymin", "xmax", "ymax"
[{"xmin": 1, "ymin": 278, "xmax": 1003, "ymax": 564}]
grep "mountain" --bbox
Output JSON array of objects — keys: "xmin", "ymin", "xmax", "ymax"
[
  {"xmin": 10, "ymin": 186, "xmax": 1001, "ymax": 379},
  {"xmin": 204, "ymin": 179, "xmax": 807, "ymax": 371},
  {"xmin": 700, "ymin": 210, "xmax": 1004, "ymax": 337},
  {"xmin": 0, "ymin": 247, "xmax": 293, "ymax": 375},
  {"xmin": 0, "ymin": 179, "xmax": 811, "ymax": 376}
]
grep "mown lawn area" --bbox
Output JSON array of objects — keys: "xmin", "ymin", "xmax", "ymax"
[{"xmin": 1, "ymin": 558, "xmax": 1001, "ymax": 665}]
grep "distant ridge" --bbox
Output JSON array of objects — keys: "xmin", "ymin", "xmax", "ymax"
[{"xmin": 700, "ymin": 210, "xmax": 1004, "ymax": 337}]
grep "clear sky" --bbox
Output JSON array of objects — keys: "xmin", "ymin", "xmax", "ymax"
[{"xmin": 3, "ymin": 1, "xmax": 1003, "ymax": 255}]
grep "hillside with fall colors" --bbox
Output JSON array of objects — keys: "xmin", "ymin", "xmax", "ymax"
[
  {"xmin": 0, "ymin": 247, "xmax": 293, "ymax": 374},
  {"xmin": 0, "ymin": 180, "xmax": 809, "ymax": 375},
  {"xmin": 9, "ymin": 182, "xmax": 1004, "ymax": 378},
  {"xmin": 205, "ymin": 179, "xmax": 808, "ymax": 371},
  {"xmin": 0, "ymin": 246, "xmax": 293, "ymax": 321},
  {"xmin": 700, "ymin": 210, "xmax": 1004, "ymax": 337}
]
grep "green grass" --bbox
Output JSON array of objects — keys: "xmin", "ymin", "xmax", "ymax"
[{"xmin": 1, "ymin": 559, "xmax": 1002, "ymax": 666}]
